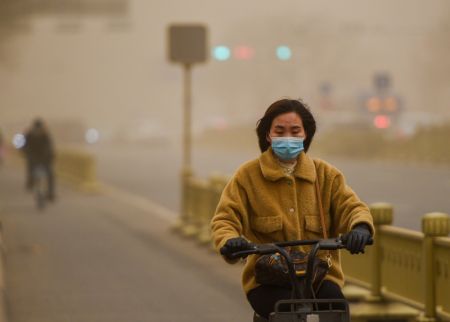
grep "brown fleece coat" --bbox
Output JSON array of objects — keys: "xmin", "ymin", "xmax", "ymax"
[{"xmin": 210, "ymin": 148, "xmax": 374, "ymax": 295}]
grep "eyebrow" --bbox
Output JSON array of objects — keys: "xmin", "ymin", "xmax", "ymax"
[{"xmin": 274, "ymin": 125, "xmax": 302, "ymax": 129}]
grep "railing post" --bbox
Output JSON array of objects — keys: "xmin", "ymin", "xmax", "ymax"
[
  {"xmin": 419, "ymin": 212, "xmax": 450, "ymax": 322},
  {"xmin": 198, "ymin": 174, "xmax": 228, "ymax": 245},
  {"xmin": 368, "ymin": 202, "xmax": 393, "ymax": 301},
  {"xmin": 197, "ymin": 174, "xmax": 224, "ymax": 245},
  {"xmin": 181, "ymin": 176, "xmax": 204, "ymax": 237},
  {"xmin": 172, "ymin": 166, "xmax": 193, "ymax": 232}
]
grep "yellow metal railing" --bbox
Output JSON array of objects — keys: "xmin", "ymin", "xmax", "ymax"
[
  {"xmin": 55, "ymin": 149, "xmax": 98, "ymax": 192},
  {"xmin": 341, "ymin": 208, "xmax": 450, "ymax": 321},
  {"xmin": 176, "ymin": 173, "xmax": 450, "ymax": 321},
  {"xmin": 8, "ymin": 145, "xmax": 99, "ymax": 192},
  {"xmin": 435, "ymin": 237, "xmax": 450, "ymax": 320},
  {"xmin": 174, "ymin": 172, "xmax": 228, "ymax": 244},
  {"xmin": 379, "ymin": 227, "xmax": 423, "ymax": 306}
]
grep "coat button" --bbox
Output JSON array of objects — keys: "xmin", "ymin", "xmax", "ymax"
[{"xmin": 287, "ymin": 181, "xmax": 292, "ymax": 186}]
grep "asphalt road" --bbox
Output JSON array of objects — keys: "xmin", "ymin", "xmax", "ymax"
[
  {"xmin": 91, "ymin": 141, "xmax": 450, "ymax": 232},
  {"xmin": 0, "ymin": 166, "xmax": 252, "ymax": 322}
]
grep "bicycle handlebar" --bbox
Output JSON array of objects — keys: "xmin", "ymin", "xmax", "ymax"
[
  {"xmin": 220, "ymin": 236, "xmax": 373, "ymax": 260},
  {"xmin": 220, "ymin": 236, "xmax": 373, "ymax": 300}
]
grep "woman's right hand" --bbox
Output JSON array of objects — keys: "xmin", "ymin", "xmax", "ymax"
[{"xmin": 220, "ymin": 237, "xmax": 250, "ymax": 259}]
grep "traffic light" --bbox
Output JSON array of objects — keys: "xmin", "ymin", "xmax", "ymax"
[
  {"xmin": 365, "ymin": 96, "xmax": 399, "ymax": 114},
  {"xmin": 212, "ymin": 46, "xmax": 231, "ymax": 61},
  {"xmin": 233, "ymin": 45, "xmax": 254, "ymax": 60},
  {"xmin": 364, "ymin": 95, "xmax": 401, "ymax": 129},
  {"xmin": 276, "ymin": 46, "xmax": 292, "ymax": 61},
  {"xmin": 373, "ymin": 115, "xmax": 391, "ymax": 129},
  {"xmin": 211, "ymin": 44, "xmax": 295, "ymax": 61},
  {"xmin": 212, "ymin": 45, "xmax": 255, "ymax": 61},
  {"xmin": 384, "ymin": 96, "xmax": 398, "ymax": 112}
]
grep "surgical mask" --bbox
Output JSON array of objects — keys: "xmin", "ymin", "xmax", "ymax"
[{"xmin": 271, "ymin": 137, "xmax": 304, "ymax": 161}]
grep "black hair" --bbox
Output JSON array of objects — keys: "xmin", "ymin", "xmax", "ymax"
[
  {"xmin": 256, "ymin": 99, "xmax": 316, "ymax": 153},
  {"xmin": 33, "ymin": 118, "xmax": 44, "ymax": 129}
]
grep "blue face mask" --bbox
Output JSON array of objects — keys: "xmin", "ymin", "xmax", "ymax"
[{"xmin": 271, "ymin": 137, "xmax": 304, "ymax": 161}]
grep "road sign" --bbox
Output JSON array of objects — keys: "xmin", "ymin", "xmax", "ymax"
[{"xmin": 168, "ymin": 24, "xmax": 208, "ymax": 64}]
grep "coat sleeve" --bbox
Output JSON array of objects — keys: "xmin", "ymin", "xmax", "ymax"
[
  {"xmin": 329, "ymin": 171, "xmax": 375, "ymax": 236},
  {"xmin": 210, "ymin": 173, "xmax": 249, "ymax": 263}
]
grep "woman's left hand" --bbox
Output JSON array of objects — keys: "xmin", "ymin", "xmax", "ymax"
[{"xmin": 343, "ymin": 224, "xmax": 372, "ymax": 254}]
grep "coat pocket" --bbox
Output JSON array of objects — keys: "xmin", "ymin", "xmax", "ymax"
[
  {"xmin": 251, "ymin": 216, "xmax": 283, "ymax": 233},
  {"xmin": 304, "ymin": 215, "xmax": 323, "ymax": 234}
]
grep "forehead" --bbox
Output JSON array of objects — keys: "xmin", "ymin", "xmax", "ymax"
[{"xmin": 271, "ymin": 112, "xmax": 303, "ymax": 127}]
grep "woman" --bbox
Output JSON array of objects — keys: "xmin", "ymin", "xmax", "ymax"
[{"xmin": 210, "ymin": 98, "xmax": 374, "ymax": 319}]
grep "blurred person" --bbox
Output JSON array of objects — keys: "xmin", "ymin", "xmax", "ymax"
[
  {"xmin": 211, "ymin": 98, "xmax": 374, "ymax": 319},
  {"xmin": 23, "ymin": 118, "xmax": 55, "ymax": 200}
]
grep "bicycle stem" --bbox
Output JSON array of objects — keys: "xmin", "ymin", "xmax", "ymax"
[{"xmin": 273, "ymin": 245, "xmax": 306, "ymax": 300}]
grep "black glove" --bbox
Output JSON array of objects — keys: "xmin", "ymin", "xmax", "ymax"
[
  {"xmin": 343, "ymin": 224, "xmax": 372, "ymax": 254},
  {"xmin": 220, "ymin": 237, "xmax": 250, "ymax": 259}
]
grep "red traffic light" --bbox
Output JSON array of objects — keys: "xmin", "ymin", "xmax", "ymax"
[
  {"xmin": 233, "ymin": 45, "xmax": 254, "ymax": 60},
  {"xmin": 373, "ymin": 115, "xmax": 391, "ymax": 129}
]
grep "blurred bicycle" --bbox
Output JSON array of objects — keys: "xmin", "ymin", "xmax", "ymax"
[{"xmin": 32, "ymin": 164, "xmax": 49, "ymax": 210}]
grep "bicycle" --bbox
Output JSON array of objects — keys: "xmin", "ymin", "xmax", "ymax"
[
  {"xmin": 32, "ymin": 164, "xmax": 48, "ymax": 210},
  {"xmin": 222, "ymin": 236, "xmax": 373, "ymax": 322}
]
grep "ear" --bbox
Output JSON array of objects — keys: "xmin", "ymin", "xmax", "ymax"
[{"xmin": 266, "ymin": 132, "xmax": 271, "ymax": 144}]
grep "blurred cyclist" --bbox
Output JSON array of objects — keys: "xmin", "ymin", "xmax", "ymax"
[{"xmin": 23, "ymin": 118, "xmax": 55, "ymax": 201}]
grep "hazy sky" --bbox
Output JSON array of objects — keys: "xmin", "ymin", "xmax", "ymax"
[{"xmin": 1, "ymin": 0, "xmax": 449, "ymax": 136}]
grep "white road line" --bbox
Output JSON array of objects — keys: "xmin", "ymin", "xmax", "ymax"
[{"xmin": 100, "ymin": 183, "xmax": 178, "ymax": 223}]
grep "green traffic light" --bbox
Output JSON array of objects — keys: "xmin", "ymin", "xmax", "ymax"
[
  {"xmin": 276, "ymin": 46, "xmax": 292, "ymax": 61},
  {"xmin": 213, "ymin": 46, "xmax": 231, "ymax": 61}
]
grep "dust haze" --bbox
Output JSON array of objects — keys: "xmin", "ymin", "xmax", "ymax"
[{"xmin": 0, "ymin": 0, "xmax": 449, "ymax": 144}]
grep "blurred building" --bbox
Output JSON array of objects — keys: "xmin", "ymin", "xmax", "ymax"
[{"xmin": 0, "ymin": 0, "xmax": 128, "ymax": 18}]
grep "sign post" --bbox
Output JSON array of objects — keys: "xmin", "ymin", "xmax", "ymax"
[{"xmin": 167, "ymin": 24, "xmax": 208, "ymax": 232}]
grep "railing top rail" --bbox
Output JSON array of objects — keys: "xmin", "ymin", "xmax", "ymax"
[
  {"xmin": 380, "ymin": 225, "xmax": 423, "ymax": 241},
  {"xmin": 435, "ymin": 236, "xmax": 450, "ymax": 247}
]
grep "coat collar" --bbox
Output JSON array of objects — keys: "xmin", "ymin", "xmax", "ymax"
[{"xmin": 259, "ymin": 147, "xmax": 316, "ymax": 183}]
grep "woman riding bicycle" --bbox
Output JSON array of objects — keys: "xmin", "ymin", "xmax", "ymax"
[{"xmin": 210, "ymin": 98, "xmax": 374, "ymax": 320}]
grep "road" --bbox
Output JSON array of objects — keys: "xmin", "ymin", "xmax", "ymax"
[
  {"xmin": 91, "ymin": 141, "xmax": 450, "ymax": 232},
  {"xmin": 0, "ymin": 166, "xmax": 252, "ymax": 322}
]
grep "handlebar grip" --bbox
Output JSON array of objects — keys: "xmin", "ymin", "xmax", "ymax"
[
  {"xmin": 340, "ymin": 235, "xmax": 374, "ymax": 245},
  {"xmin": 227, "ymin": 249, "xmax": 257, "ymax": 260},
  {"xmin": 220, "ymin": 243, "xmax": 258, "ymax": 259},
  {"xmin": 219, "ymin": 246, "xmax": 227, "ymax": 256}
]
